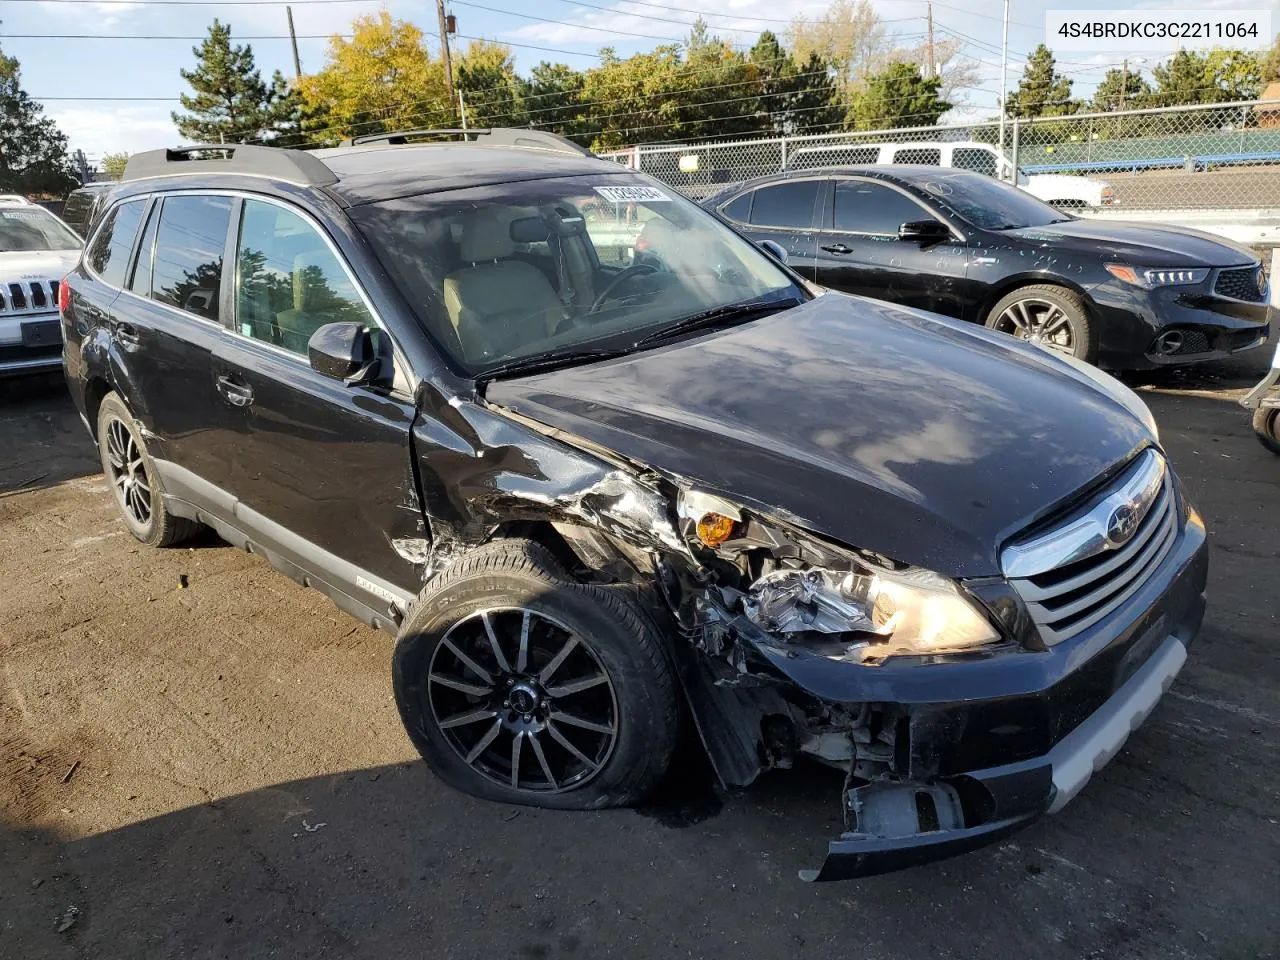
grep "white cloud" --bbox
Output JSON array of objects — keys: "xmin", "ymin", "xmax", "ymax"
[{"xmin": 49, "ymin": 104, "xmax": 178, "ymax": 157}]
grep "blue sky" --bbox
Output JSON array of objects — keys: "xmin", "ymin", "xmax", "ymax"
[{"xmin": 3, "ymin": 0, "xmax": 1276, "ymax": 160}]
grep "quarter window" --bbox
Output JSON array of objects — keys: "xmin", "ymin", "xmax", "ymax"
[
  {"xmin": 721, "ymin": 192, "xmax": 752, "ymax": 222},
  {"xmin": 88, "ymin": 199, "xmax": 146, "ymax": 289},
  {"xmin": 235, "ymin": 198, "xmax": 373, "ymax": 356},
  {"xmin": 746, "ymin": 180, "xmax": 821, "ymax": 229},
  {"xmin": 151, "ymin": 195, "xmax": 233, "ymax": 322},
  {"xmin": 833, "ymin": 181, "xmax": 930, "ymax": 235}
]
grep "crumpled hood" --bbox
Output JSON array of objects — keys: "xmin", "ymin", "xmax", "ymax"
[
  {"xmin": 1003, "ymin": 218, "xmax": 1257, "ymax": 267},
  {"xmin": 486, "ymin": 294, "xmax": 1153, "ymax": 577},
  {"xmin": 0, "ymin": 249, "xmax": 81, "ymax": 279}
]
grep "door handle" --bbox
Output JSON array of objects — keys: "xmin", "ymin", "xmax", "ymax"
[
  {"xmin": 216, "ymin": 374, "xmax": 254, "ymax": 408},
  {"xmin": 113, "ymin": 321, "xmax": 140, "ymax": 346},
  {"xmin": 820, "ymin": 243, "xmax": 852, "ymax": 255}
]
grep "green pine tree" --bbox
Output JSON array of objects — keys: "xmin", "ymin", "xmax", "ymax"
[
  {"xmin": 172, "ymin": 20, "xmax": 298, "ymax": 144},
  {"xmin": 0, "ymin": 47, "xmax": 77, "ymax": 195},
  {"xmin": 851, "ymin": 61, "xmax": 951, "ymax": 130},
  {"xmin": 1007, "ymin": 44, "xmax": 1074, "ymax": 119}
]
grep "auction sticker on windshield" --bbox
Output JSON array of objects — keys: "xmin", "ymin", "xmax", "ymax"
[{"xmin": 594, "ymin": 185, "xmax": 671, "ymax": 203}]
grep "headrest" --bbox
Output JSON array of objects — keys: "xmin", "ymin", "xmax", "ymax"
[
  {"xmin": 459, "ymin": 208, "xmax": 516, "ymax": 262},
  {"xmin": 509, "ymin": 216, "xmax": 549, "ymax": 244}
]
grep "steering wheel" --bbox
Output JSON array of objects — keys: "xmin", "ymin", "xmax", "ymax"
[{"xmin": 590, "ymin": 262, "xmax": 658, "ymax": 314}]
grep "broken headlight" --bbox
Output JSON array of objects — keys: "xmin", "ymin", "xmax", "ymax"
[{"xmin": 677, "ymin": 489, "xmax": 1001, "ymax": 661}]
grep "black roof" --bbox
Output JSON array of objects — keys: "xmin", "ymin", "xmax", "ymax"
[
  {"xmin": 120, "ymin": 130, "xmax": 636, "ymax": 206},
  {"xmin": 319, "ymin": 144, "xmax": 626, "ymax": 205},
  {"xmin": 702, "ymin": 165, "xmax": 988, "ymax": 208}
]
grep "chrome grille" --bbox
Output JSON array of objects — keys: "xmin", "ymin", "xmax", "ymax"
[
  {"xmin": 0, "ymin": 279, "xmax": 60, "ymax": 316},
  {"xmin": 1214, "ymin": 265, "xmax": 1266, "ymax": 303},
  {"xmin": 1003, "ymin": 450, "xmax": 1179, "ymax": 646}
]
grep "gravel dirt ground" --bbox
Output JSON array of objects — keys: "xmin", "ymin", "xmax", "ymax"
[{"xmin": 1, "ymin": 353, "xmax": 1278, "ymax": 960}]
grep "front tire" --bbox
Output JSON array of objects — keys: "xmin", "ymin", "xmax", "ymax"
[
  {"xmin": 1253, "ymin": 407, "xmax": 1280, "ymax": 455},
  {"xmin": 985, "ymin": 284, "xmax": 1098, "ymax": 364},
  {"xmin": 392, "ymin": 538, "xmax": 679, "ymax": 810},
  {"xmin": 96, "ymin": 392, "xmax": 200, "ymax": 547}
]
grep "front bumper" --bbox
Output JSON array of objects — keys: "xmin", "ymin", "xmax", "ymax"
[
  {"xmin": 802, "ymin": 633, "xmax": 1188, "ymax": 880},
  {"xmin": 0, "ymin": 314, "xmax": 64, "ymax": 377},
  {"xmin": 764, "ymin": 492, "xmax": 1208, "ymax": 880},
  {"xmin": 1091, "ymin": 279, "xmax": 1269, "ymax": 369}
]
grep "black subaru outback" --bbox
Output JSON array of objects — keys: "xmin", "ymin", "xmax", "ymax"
[{"xmin": 61, "ymin": 131, "xmax": 1207, "ymax": 881}]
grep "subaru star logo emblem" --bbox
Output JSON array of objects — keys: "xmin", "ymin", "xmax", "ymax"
[{"xmin": 1106, "ymin": 502, "xmax": 1140, "ymax": 547}]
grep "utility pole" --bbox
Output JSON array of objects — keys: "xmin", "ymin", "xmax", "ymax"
[
  {"xmin": 437, "ymin": 0, "xmax": 454, "ymax": 106},
  {"xmin": 458, "ymin": 90, "xmax": 468, "ymax": 133},
  {"xmin": 1119, "ymin": 58, "xmax": 1128, "ymax": 111},
  {"xmin": 926, "ymin": 2, "xmax": 935, "ymax": 78},
  {"xmin": 287, "ymin": 6, "xmax": 302, "ymax": 81},
  {"xmin": 997, "ymin": 0, "xmax": 1009, "ymax": 157}
]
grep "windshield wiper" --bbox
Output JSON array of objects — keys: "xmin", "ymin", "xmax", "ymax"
[
  {"xmin": 476, "ymin": 348, "xmax": 627, "ymax": 385},
  {"xmin": 633, "ymin": 295, "xmax": 803, "ymax": 348}
]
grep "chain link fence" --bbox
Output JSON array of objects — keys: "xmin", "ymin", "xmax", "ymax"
[{"xmin": 600, "ymin": 100, "xmax": 1280, "ymax": 213}]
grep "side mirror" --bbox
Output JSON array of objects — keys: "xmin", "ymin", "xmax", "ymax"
[
  {"xmin": 307, "ymin": 322, "xmax": 390, "ymax": 387},
  {"xmin": 898, "ymin": 219, "xmax": 951, "ymax": 245},
  {"xmin": 758, "ymin": 239, "xmax": 788, "ymax": 263}
]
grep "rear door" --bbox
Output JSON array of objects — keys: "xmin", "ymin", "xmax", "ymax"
[
  {"xmin": 210, "ymin": 195, "xmax": 421, "ymax": 594},
  {"xmin": 106, "ymin": 193, "xmax": 238, "ymax": 490},
  {"xmin": 814, "ymin": 177, "xmax": 970, "ymax": 318},
  {"xmin": 722, "ymin": 178, "xmax": 825, "ymax": 280}
]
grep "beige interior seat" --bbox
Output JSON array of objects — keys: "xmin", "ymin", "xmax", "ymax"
[{"xmin": 443, "ymin": 208, "xmax": 564, "ymax": 359}]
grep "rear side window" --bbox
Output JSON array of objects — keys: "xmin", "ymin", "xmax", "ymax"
[
  {"xmin": 129, "ymin": 202, "xmax": 159, "ymax": 296},
  {"xmin": 720, "ymin": 192, "xmax": 752, "ymax": 222},
  {"xmin": 834, "ymin": 180, "xmax": 929, "ymax": 235},
  {"xmin": 892, "ymin": 148, "xmax": 942, "ymax": 165},
  {"xmin": 953, "ymin": 147, "xmax": 998, "ymax": 177},
  {"xmin": 63, "ymin": 192, "xmax": 93, "ymax": 234},
  {"xmin": 88, "ymin": 199, "xmax": 146, "ymax": 289},
  {"xmin": 234, "ymin": 198, "xmax": 374, "ymax": 356},
  {"xmin": 746, "ymin": 181, "xmax": 821, "ymax": 229},
  {"xmin": 151, "ymin": 195, "xmax": 233, "ymax": 322}
]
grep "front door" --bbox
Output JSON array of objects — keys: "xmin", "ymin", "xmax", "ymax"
[
  {"xmin": 815, "ymin": 178, "xmax": 970, "ymax": 319},
  {"xmin": 210, "ymin": 196, "xmax": 423, "ymax": 595}
]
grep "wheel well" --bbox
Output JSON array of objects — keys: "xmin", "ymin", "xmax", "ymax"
[
  {"xmin": 981, "ymin": 278, "xmax": 1092, "ymax": 323},
  {"xmin": 487, "ymin": 521, "xmax": 584, "ymax": 576}
]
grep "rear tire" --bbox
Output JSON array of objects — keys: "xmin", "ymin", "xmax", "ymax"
[
  {"xmin": 1253, "ymin": 407, "xmax": 1280, "ymax": 455},
  {"xmin": 96, "ymin": 392, "xmax": 200, "ymax": 547},
  {"xmin": 392, "ymin": 538, "xmax": 680, "ymax": 810},
  {"xmin": 985, "ymin": 284, "xmax": 1098, "ymax": 364}
]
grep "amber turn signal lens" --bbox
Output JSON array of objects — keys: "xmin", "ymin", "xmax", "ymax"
[{"xmin": 695, "ymin": 512, "xmax": 736, "ymax": 547}]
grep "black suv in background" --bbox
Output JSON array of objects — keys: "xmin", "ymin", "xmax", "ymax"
[
  {"xmin": 704, "ymin": 167, "xmax": 1270, "ymax": 369},
  {"xmin": 61, "ymin": 181, "xmax": 116, "ymax": 237},
  {"xmin": 62, "ymin": 133, "xmax": 1206, "ymax": 881}
]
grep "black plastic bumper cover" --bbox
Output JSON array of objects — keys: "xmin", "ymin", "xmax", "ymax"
[{"xmin": 801, "ymin": 633, "xmax": 1189, "ymax": 881}]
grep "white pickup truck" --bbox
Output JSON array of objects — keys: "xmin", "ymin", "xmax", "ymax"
[{"xmin": 787, "ymin": 140, "xmax": 1115, "ymax": 209}]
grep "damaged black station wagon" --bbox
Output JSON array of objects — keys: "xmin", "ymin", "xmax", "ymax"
[{"xmin": 61, "ymin": 131, "xmax": 1207, "ymax": 880}]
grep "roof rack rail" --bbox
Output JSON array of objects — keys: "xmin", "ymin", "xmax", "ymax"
[
  {"xmin": 121, "ymin": 144, "xmax": 338, "ymax": 186},
  {"xmin": 344, "ymin": 127, "xmax": 594, "ymax": 157}
]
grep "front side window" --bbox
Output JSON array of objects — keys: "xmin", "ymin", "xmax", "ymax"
[
  {"xmin": 235, "ymin": 199, "xmax": 373, "ymax": 355},
  {"xmin": 151, "ymin": 195, "xmax": 233, "ymax": 322},
  {"xmin": 351, "ymin": 176, "xmax": 802, "ymax": 376},
  {"xmin": 747, "ymin": 180, "xmax": 821, "ymax": 229},
  {"xmin": 833, "ymin": 181, "xmax": 931, "ymax": 235},
  {"xmin": 0, "ymin": 205, "xmax": 82, "ymax": 254},
  {"xmin": 88, "ymin": 199, "xmax": 146, "ymax": 288}
]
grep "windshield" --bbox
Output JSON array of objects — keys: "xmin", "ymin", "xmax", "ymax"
[
  {"xmin": 0, "ymin": 206, "xmax": 82, "ymax": 252},
  {"xmin": 906, "ymin": 169, "xmax": 1068, "ymax": 231},
  {"xmin": 351, "ymin": 175, "xmax": 803, "ymax": 377}
]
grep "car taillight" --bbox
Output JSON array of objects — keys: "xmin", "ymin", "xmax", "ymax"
[{"xmin": 58, "ymin": 276, "xmax": 71, "ymax": 315}]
